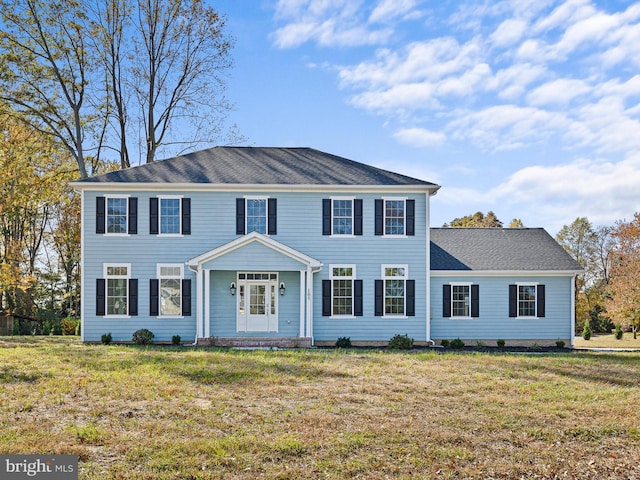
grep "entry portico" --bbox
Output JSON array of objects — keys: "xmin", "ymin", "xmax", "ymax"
[{"xmin": 187, "ymin": 232, "xmax": 323, "ymax": 345}]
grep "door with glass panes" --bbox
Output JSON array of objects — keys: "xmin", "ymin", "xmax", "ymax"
[{"xmin": 237, "ymin": 273, "xmax": 278, "ymax": 332}]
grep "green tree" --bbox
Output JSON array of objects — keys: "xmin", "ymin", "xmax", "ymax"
[
  {"xmin": 443, "ymin": 211, "xmax": 503, "ymax": 228},
  {"xmin": 508, "ymin": 218, "xmax": 524, "ymax": 228}
]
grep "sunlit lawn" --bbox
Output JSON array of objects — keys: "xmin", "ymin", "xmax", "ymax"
[
  {"xmin": 574, "ymin": 332, "xmax": 640, "ymax": 349},
  {"xmin": 1, "ymin": 337, "xmax": 639, "ymax": 479}
]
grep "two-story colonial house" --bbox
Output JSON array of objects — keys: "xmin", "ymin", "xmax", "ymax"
[{"xmin": 72, "ymin": 147, "xmax": 581, "ymax": 347}]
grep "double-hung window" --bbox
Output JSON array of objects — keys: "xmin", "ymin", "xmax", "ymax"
[
  {"xmin": 322, "ymin": 266, "xmax": 363, "ymax": 317},
  {"xmin": 333, "ymin": 198, "xmax": 353, "ymax": 235},
  {"xmin": 375, "ymin": 199, "xmax": 415, "ymax": 236},
  {"xmin": 509, "ymin": 283, "xmax": 545, "ymax": 318},
  {"xmin": 158, "ymin": 264, "xmax": 182, "ymax": 316},
  {"xmin": 105, "ymin": 264, "xmax": 130, "ymax": 316},
  {"xmin": 107, "ymin": 198, "xmax": 128, "ymax": 234},
  {"xmin": 331, "ymin": 266, "xmax": 355, "ymax": 316},
  {"xmin": 246, "ymin": 198, "xmax": 267, "ymax": 234},
  {"xmin": 442, "ymin": 283, "xmax": 478, "ymax": 318},
  {"xmin": 160, "ymin": 197, "xmax": 181, "ymax": 235},
  {"xmin": 237, "ymin": 197, "xmax": 277, "ymax": 235},
  {"xmin": 452, "ymin": 284, "xmax": 471, "ymax": 318},
  {"xmin": 97, "ymin": 196, "xmax": 137, "ymax": 235},
  {"xmin": 382, "ymin": 265, "xmax": 407, "ymax": 316}
]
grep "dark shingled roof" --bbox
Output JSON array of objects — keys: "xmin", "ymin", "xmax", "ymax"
[
  {"xmin": 77, "ymin": 146, "xmax": 438, "ymax": 187},
  {"xmin": 431, "ymin": 228, "xmax": 583, "ymax": 272}
]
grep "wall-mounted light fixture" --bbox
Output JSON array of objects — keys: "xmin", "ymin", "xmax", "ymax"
[
  {"xmin": 230, "ymin": 282, "xmax": 236, "ymax": 296},
  {"xmin": 279, "ymin": 282, "xmax": 286, "ymax": 296}
]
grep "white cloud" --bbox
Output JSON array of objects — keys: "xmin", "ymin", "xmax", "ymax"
[
  {"xmin": 393, "ymin": 127, "xmax": 446, "ymax": 147},
  {"xmin": 490, "ymin": 18, "xmax": 527, "ymax": 47},
  {"xmin": 369, "ymin": 0, "xmax": 420, "ymax": 24},
  {"xmin": 526, "ymin": 78, "xmax": 591, "ymax": 106}
]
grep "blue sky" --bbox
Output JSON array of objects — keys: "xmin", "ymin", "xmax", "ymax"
[{"xmin": 218, "ymin": 0, "xmax": 640, "ymax": 234}]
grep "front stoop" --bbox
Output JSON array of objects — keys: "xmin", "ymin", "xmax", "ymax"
[{"xmin": 198, "ymin": 337, "xmax": 312, "ymax": 348}]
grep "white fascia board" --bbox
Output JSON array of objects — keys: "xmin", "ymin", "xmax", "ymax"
[
  {"xmin": 430, "ymin": 270, "xmax": 582, "ymax": 277},
  {"xmin": 71, "ymin": 182, "xmax": 441, "ymax": 195}
]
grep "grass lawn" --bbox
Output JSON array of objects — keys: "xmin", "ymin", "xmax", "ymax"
[
  {"xmin": 1, "ymin": 337, "xmax": 639, "ymax": 479},
  {"xmin": 573, "ymin": 332, "xmax": 640, "ymax": 349}
]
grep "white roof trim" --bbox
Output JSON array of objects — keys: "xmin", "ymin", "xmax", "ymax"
[
  {"xmin": 187, "ymin": 232, "xmax": 323, "ymax": 270},
  {"xmin": 71, "ymin": 182, "xmax": 440, "ymax": 194},
  {"xmin": 430, "ymin": 270, "xmax": 581, "ymax": 277}
]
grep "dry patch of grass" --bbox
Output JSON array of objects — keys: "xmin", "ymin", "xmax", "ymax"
[
  {"xmin": 1, "ymin": 337, "xmax": 639, "ymax": 479},
  {"xmin": 574, "ymin": 333, "xmax": 640, "ymax": 349}
]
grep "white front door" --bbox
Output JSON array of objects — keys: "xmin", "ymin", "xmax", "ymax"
[{"xmin": 237, "ymin": 273, "xmax": 278, "ymax": 332}]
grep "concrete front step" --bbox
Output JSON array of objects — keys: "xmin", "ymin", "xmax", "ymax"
[{"xmin": 198, "ymin": 337, "xmax": 312, "ymax": 348}]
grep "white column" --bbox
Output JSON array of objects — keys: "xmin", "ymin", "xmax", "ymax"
[
  {"xmin": 299, "ymin": 270, "xmax": 306, "ymax": 338},
  {"xmin": 204, "ymin": 270, "xmax": 210, "ymax": 338},
  {"xmin": 196, "ymin": 267, "xmax": 204, "ymax": 340},
  {"xmin": 306, "ymin": 266, "xmax": 314, "ymax": 344},
  {"xmin": 425, "ymin": 191, "xmax": 432, "ymax": 344}
]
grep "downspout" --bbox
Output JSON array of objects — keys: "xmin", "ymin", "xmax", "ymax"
[
  {"xmin": 570, "ymin": 273, "xmax": 577, "ymax": 348},
  {"xmin": 426, "ymin": 190, "xmax": 435, "ymax": 346},
  {"xmin": 187, "ymin": 263, "xmax": 199, "ymax": 346}
]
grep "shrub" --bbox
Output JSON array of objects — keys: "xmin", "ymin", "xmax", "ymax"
[
  {"xmin": 62, "ymin": 317, "xmax": 79, "ymax": 336},
  {"xmin": 449, "ymin": 338, "xmax": 465, "ymax": 349},
  {"xmin": 497, "ymin": 339, "xmax": 505, "ymax": 347},
  {"xmin": 132, "ymin": 328, "xmax": 154, "ymax": 345},
  {"xmin": 388, "ymin": 334, "xmax": 414, "ymax": 350},
  {"xmin": 336, "ymin": 337, "xmax": 352, "ymax": 348},
  {"xmin": 43, "ymin": 322, "xmax": 51, "ymax": 336},
  {"xmin": 582, "ymin": 321, "xmax": 592, "ymax": 341},
  {"xmin": 556, "ymin": 340, "xmax": 566, "ymax": 349},
  {"xmin": 440, "ymin": 339, "xmax": 450, "ymax": 347},
  {"xmin": 614, "ymin": 324, "xmax": 623, "ymax": 340},
  {"xmin": 101, "ymin": 333, "xmax": 112, "ymax": 345},
  {"xmin": 51, "ymin": 321, "xmax": 63, "ymax": 336},
  {"xmin": 172, "ymin": 335, "xmax": 181, "ymax": 346}
]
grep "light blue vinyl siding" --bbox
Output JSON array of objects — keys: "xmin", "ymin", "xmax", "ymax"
[
  {"xmin": 82, "ymin": 190, "xmax": 429, "ymax": 342},
  {"xmin": 430, "ymin": 275, "xmax": 573, "ymax": 340}
]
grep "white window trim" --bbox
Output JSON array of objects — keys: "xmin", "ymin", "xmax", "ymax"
[
  {"xmin": 157, "ymin": 263, "xmax": 184, "ymax": 318},
  {"xmin": 104, "ymin": 194, "xmax": 130, "ymax": 237},
  {"xmin": 157, "ymin": 195, "xmax": 183, "ymax": 237},
  {"xmin": 330, "ymin": 196, "xmax": 355, "ymax": 237},
  {"xmin": 382, "ymin": 264, "xmax": 408, "ymax": 318},
  {"xmin": 330, "ymin": 264, "xmax": 356, "ymax": 319},
  {"xmin": 449, "ymin": 282, "xmax": 473, "ymax": 320},
  {"xmin": 382, "ymin": 197, "xmax": 407, "ymax": 238},
  {"xmin": 103, "ymin": 263, "xmax": 131, "ymax": 318},
  {"xmin": 244, "ymin": 196, "xmax": 270, "ymax": 236},
  {"xmin": 516, "ymin": 282, "xmax": 539, "ymax": 319}
]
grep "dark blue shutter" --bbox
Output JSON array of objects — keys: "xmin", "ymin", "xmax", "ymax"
[
  {"xmin": 537, "ymin": 285, "xmax": 545, "ymax": 317},
  {"xmin": 375, "ymin": 199, "xmax": 383, "ymax": 236},
  {"xmin": 509, "ymin": 285, "xmax": 517, "ymax": 317},
  {"xmin": 354, "ymin": 280, "xmax": 363, "ymax": 316},
  {"xmin": 268, "ymin": 198, "xmax": 277, "ymax": 235},
  {"xmin": 96, "ymin": 197, "xmax": 105, "ymax": 234},
  {"xmin": 236, "ymin": 198, "xmax": 245, "ymax": 235},
  {"xmin": 182, "ymin": 279, "xmax": 192, "ymax": 316},
  {"xmin": 354, "ymin": 199, "xmax": 363, "ymax": 236},
  {"xmin": 406, "ymin": 199, "xmax": 415, "ymax": 236},
  {"xmin": 322, "ymin": 199, "xmax": 331, "ymax": 235},
  {"xmin": 150, "ymin": 279, "xmax": 159, "ymax": 316},
  {"xmin": 322, "ymin": 280, "xmax": 331, "ymax": 316},
  {"xmin": 406, "ymin": 280, "xmax": 415, "ymax": 316},
  {"xmin": 128, "ymin": 197, "xmax": 138, "ymax": 234},
  {"xmin": 442, "ymin": 284, "xmax": 451, "ymax": 317},
  {"xmin": 471, "ymin": 284, "xmax": 479, "ymax": 318},
  {"xmin": 375, "ymin": 279, "xmax": 384, "ymax": 316},
  {"xmin": 96, "ymin": 279, "xmax": 105, "ymax": 316},
  {"xmin": 149, "ymin": 198, "xmax": 159, "ymax": 234},
  {"xmin": 128, "ymin": 279, "xmax": 138, "ymax": 316},
  {"xmin": 182, "ymin": 198, "xmax": 191, "ymax": 235}
]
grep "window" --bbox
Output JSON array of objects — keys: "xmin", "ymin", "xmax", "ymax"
[
  {"xmin": 160, "ymin": 198, "xmax": 181, "ymax": 234},
  {"xmin": 246, "ymin": 198, "xmax": 267, "ymax": 234},
  {"xmin": 383, "ymin": 266, "xmax": 407, "ymax": 316},
  {"xmin": 158, "ymin": 265, "xmax": 182, "ymax": 316},
  {"xmin": 237, "ymin": 198, "xmax": 277, "ymax": 235},
  {"xmin": 442, "ymin": 284, "xmax": 479, "ymax": 318},
  {"xmin": 452, "ymin": 284, "xmax": 470, "ymax": 317},
  {"xmin": 105, "ymin": 264, "xmax": 129, "ymax": 316},
  {"xmin": 385, "ymin": 200, "xmax": 405, "ymax": 235},
  {"xmin": 96, "ymin": 196, "xmax": 137, "ymax": 235},
  {"xmin": 331, "ymin": 266, "xmax": 354, "ymax": 316},
  {"xmin": 375, "ymin": 199, "xmax": 415, "ymax": 236},
  {"xmin": 333, "ymin": 198, "xmax": 353, "ymax": 235},
  {"xmin": 509, "ymin": 284, "xmax": 545, "ymax": 318}
]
